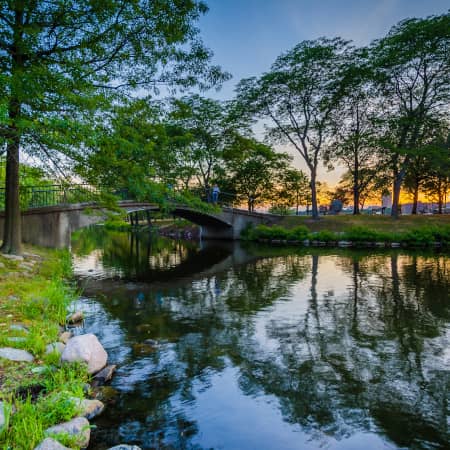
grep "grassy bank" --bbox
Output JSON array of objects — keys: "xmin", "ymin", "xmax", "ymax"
[
  {"xmin": 0, "ymin": 247, "xmax": 89, "ymax": 449},
  {"xmin": 279, "ymin": 214, "xmax": 450, "ymax": 233},
  {"xmin": 244, "ymin": 219, "xmax": 450, "ymax": 247}
]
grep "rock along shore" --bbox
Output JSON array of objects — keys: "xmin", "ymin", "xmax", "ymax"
[{"xmin": 0, "ymin": 249, "xmax": 139, "ymax": 449}]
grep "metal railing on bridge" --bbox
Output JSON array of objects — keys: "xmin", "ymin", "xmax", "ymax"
[
  {"xmin": 0, "ymin": 184, "xmax": 102, "ymax": 211},
  {"xmin": 0, "ymin": 184, "xmax": 240, "ymax": 212},
  {"xmin": 186, "ymin": 187, "xmax": 238, "ymax": 208}
]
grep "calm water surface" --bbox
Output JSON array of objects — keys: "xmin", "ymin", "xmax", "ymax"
[{"xmin": 71, "ymin": 227, "xmax": 450, "ymax": 450}]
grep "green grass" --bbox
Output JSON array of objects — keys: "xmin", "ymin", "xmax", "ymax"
[
  {"xmin": 2, "ymin": 371, "xmax": 87, "ymax": 449},
  {"xmin": 279, "ymin": 214, "xmax": 450, "ymax": 233},
  {"xmin": 0, "ymin": 246, "xmax": 90, "ymax": 449},
  {"xmin": 244, "ymin": 219, "xmax": 450, "ymax": 248}
]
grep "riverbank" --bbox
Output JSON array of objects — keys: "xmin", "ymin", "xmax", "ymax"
[
  {"xmin": 279, "ymin": 213, "xmax": 450, "ymax": 233},
  {"xmin": 0, "ymin": 247, "xmax": 111, "ymax": 449},
  {"xmin": 243, "ymin": 221, "xmax": 450, "ymax": 248}
]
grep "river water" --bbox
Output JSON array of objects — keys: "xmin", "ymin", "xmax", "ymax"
[{"xmin": 71, "ymin": 227, "xmax": 450, "ymax": 450}]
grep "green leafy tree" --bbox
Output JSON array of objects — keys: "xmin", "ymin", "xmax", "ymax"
[
  {"xmin": 78, "ymin": 99, "xmax": 170, "ymax": 196},
  {"xmin": 274, "ymin": 168, "xmax": 310, "ymax": 215},
  {"xmin": 325, "ymin": 50, "xmax": 382, "ymax": 214},
  {"xmin": 221, "ymin": 136, "xmax": 291, "ymax": 211},
  {"xmin": 0, "ymin": 0, "xmax": 227, "ymax": 254},
  {"xmin": 404, "ymin": 120, "xmax": 450, "ymax": 213},
  {"xmin": 370, "ymin": 13, "xmax": 450, "ymax": 218},
  {"xmin": 335, "ymin": 168, "xmax": 390, "ymax": 211},
  {"xmin": 403, "ymin": 155, "xmax": 429, "ymax": 214},
  {"xmin": 421, "ymin": 128, "xmax": 450, "ymax": 213},
  {"xmin": 236, "ymin": 38, "xmax": 353, "ymax": 219},
  {"xmin": 168, "ymin": 95, "xmax": 235, "ymax": 189}
]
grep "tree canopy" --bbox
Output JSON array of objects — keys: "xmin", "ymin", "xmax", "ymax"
[
  {"xmin": 0, "ymin": 0, "xmax": 228, "ymax": 253},
  {"xmin": 235, "ymin": 37, "xmax": 354, "ymax": 218}
]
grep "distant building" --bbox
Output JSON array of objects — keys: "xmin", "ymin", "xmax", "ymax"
[{"xmin": 382, "ymin": 194, "xmax": 392, "ymax": 209}]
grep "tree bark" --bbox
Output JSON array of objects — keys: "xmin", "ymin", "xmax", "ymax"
[
  {"xmin": 1, "ymin": 7, "xmax": 24, "ymax": 254},
  {"xmin": 353, "ymin": 158, "xmax": 360, "ymax": 215},
  {"xmin": 438, "ymin": 178, "xmax": 443, "ymax": 214},
  {"xmin": 1, "ymin": 130, "xmax": 22, "ymax": 254},
  {"xmin": 411, "ymin": 179, "xmax": 419, "ymax": 214},
  {"xmin": 391, "ymin": 176, "xmax": 402, "ymax": 219},
  {"xmin": 391, "ymin": 163, "xmax": 406, "ymax": 219},
  {"xmin": 310, "ymin": 169, "xmax": 319, "ymax": 219}
]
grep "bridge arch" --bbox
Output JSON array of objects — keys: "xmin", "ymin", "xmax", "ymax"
[
  {"xmin": 122, "ymin": 203, "xmax": 232, "ymax": 229},
  {"xmin": 0, "ymin": 201, "xmax": 280, "ymax": 248}
]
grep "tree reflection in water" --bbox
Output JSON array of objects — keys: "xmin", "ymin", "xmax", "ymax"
[{"xmin": 72, "ymin": 228, "xmax": 450, "ymax": 449}]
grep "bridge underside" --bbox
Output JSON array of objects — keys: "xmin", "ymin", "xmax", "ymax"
[
  {"xmin": 123, "ymin": 204, "xmax": 235, "ymax": 239},
  {"xmin": 124, "ymin": 205, "xmax": 232, "ymax": 229}
]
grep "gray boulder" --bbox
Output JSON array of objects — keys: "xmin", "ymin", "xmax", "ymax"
[
  {"xmin": 0, "ymin": 401, "xmax": 9, "ymax": 433},
  {"xmin": 59, "ymin": 331, "xmax": 72, "ymax": 344},
  {"xmin": 9, "ymin": 324, "xmax": 29, "ymax": 333},
  {"xmin": 66, "ymin": 311, "xmax": 84, "ymax": 324},
  {"xmin": 92, "ymin": 364, "xmax": 117, "ymax": 387},
  {"xmin": 45, "ymin": 342, "xmax": 66, "ymax": 355},
  {"xmin": 108, "ymin": 446, "xmax": 142, "ymax": 450},
  {"xmin": 69, "ymin": 397, "xmax": 104, "ymax": 420},
  {"xmin": 0, "ymin": 347, "xmax": 34, "ymax": 362},
  {"xmin": 45, "ymin": 417, "xmax": 90, "ymax": 448},
  {"xmin": 34, "ymin": 438, "xmax": 70, "ymax": 450},
  {"xmin": 1, "ymin": 254, "xmax": 23, "ymax": 261},
  {"xmin": 19, "ymin": 262, "xmax": 33, "ymax": 271},
  {"xmin": 61, "ymin": 334, "xmax": 107, "ymax": 374}
]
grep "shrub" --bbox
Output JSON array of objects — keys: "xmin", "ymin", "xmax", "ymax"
[
  {"xmin": 265, "ymin": 225, "xmax": 288, "ymax": 240},
  {"xmin": 429, "ymin": 225, "xmax": 450, "ymax": 245},
  {"xmin": 240, "ymin": 223, "xmax": 255, "ymax": 240},
  {"xmin": 401, "ymin": 227, "xmax": 435, "ymax": 246},
  {"xmin": 287, "ymin": 226, "xmax": 310, "ymax": 241},
  {"xmin": 251, "ymin": 225, "xmax": 288, "ymax": 240},
  {"xmin": 343, "ymin": 226, "xmax": 394, "ymax": 242},
  {"xmin": 312, "ymin": 230, "xmax": 337, "ymax": 242}
]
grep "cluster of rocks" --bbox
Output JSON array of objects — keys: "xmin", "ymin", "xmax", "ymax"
[
  {"xmin": 0, "ymin": 252, "xmax": 40, "ymax": 277},
  {"xmin": 33, "ymin": 331, "xmax": 118, "ymax": 449},
  {"xmin": 36, "ymin": 439, "xmax": 141, "ymax": 450},
  {"xmin": 0, "ymin": 311, "xmax": 138, "ymax": 449},
  {"xmin": 258, "ymin": 238, "xmax": 445, "ymax": 248}
]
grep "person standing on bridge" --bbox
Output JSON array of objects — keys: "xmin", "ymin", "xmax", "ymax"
[{"xmin": 212, "ymin": 184, "xmax": 220, "ymax": 204}]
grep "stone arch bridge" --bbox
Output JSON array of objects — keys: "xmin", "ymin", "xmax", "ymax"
[{"xmin": 0, "ymin": 200, "xmax": 281, "ymax": 248}]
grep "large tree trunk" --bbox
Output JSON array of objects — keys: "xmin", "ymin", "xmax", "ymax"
[
  {"xmin": 1, "ymin": 133, "xmax": 22, "ymax": 254},
  {"xmin": 2, "ymin": 8, "xmax": 24, "ymax": 254},
  {"xmin": 353, "ymin": 159, "xmax": 360, "ymax": 215},
  {"xmin": 438, "ymin": 177, "xmax": 443, "ymax": 214},
  {"xmin": 391, "ymin": 176, "xmax": 402, "ymax": 219},
  {"xmin": 411, "ymin": 179, "xmax": 419, "ymax": 214},
  {"xmin": 310, "ymin": 169, "xmax": 319, "ymax": 219},
  {"xmin": 391, "ymin": 164, "xmax": 406, "ymax": 219}
]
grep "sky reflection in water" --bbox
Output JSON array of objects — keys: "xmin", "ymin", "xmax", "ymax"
[{"xmin": 71, "ymin": 228, "xmax": 450, "ymax": 450}]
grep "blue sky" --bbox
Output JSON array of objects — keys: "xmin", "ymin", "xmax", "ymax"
[
  {"xmin": 197, "ymin": 1, "xmax": 449, "ymax": 184},
  {"xmin": 200, "ymin": 0, "xmax": 449, "ymax": 100}
]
